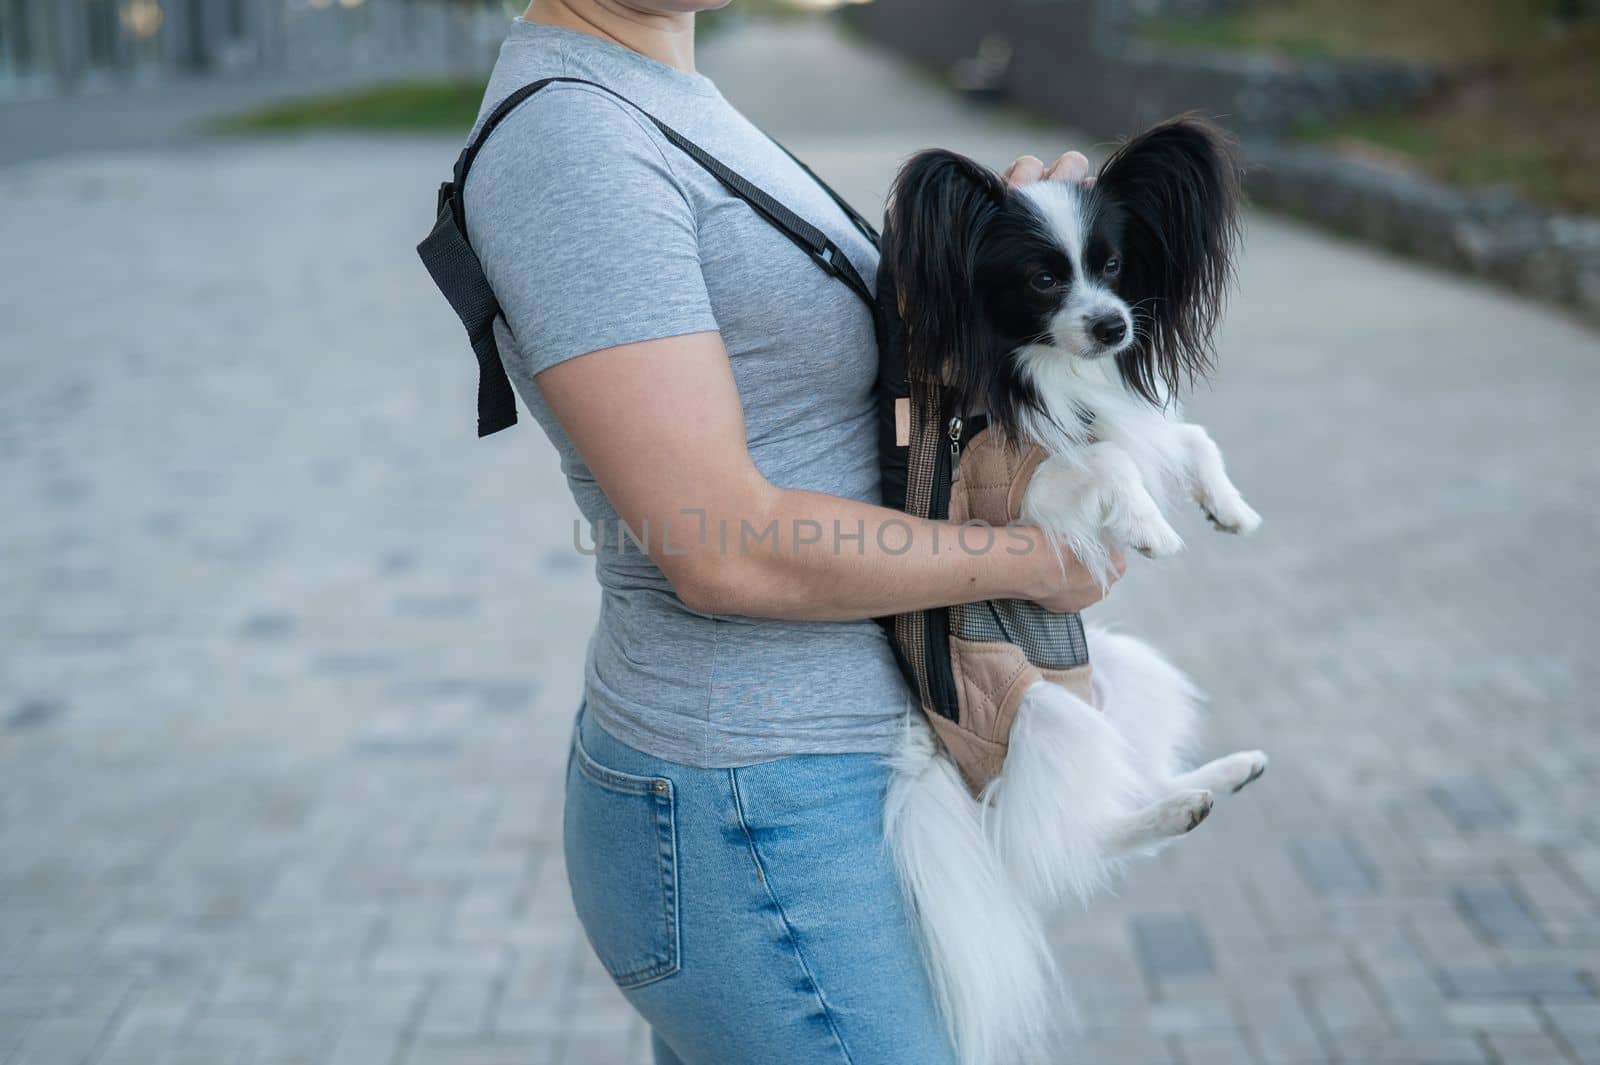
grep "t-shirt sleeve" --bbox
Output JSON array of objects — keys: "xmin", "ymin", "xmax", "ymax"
[{"xmin": 462, "ymin": 87, "xmax": 718, "ymax": 378}]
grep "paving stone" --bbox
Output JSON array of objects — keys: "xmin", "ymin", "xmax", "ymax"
[
  {"xmin": 1144, "ymin": 1001, "xmax": 1240, "ymax": 1037},
  {"xmin": 7, "ymin": 1015, "xmax": 115, "ymax": 1065},
  {"xmin": 1483, "ymin": 1031, "xmax": 1575, "ymax": 1064},
  {"xmin": 369, "ymin": 947, "xmax": 509, "ymax": 977},
  {"xmin": 380, "ymin": 551, "xmax": 419, "ymax": 576},
  {"xmin": 206, "ymin": 971, "xmax": 286, "ymax": 1015},
  {"xmin": 393, "ymin": 594, "xmax": 478, "ymax": 619},
  {"xmin": 475, "ymin": 683, "xmax": 537, "ymax": 715},
  {"xmin": 1455, "ymin": 886, "xmax": 1549, "ymax": 947},
  {"xmin": 1059, "ymin": 1032, "xmax": 1181, "ymax": 1064},
  {"xmin": 1440, "ymin": 968, "xmax": 1594, "ymax": 1000},
  {"xmin": 1359, "ymin": 1033, "xmax": 1493, "ymax": 1064},
  {"xmin": 1236, "ymin": 985, "xmax": 1328, "ymax": 1062},
  {"xmin": 5, "ymin": 698, "xmax": 67, "ymax": 732},
  {"xmin": 0, "ymin": 1020, "xmax": 34, "ymax": 1065},
  {"xmin": 415, "ymin": 976, "xmax": 499, "ymax": 1039},
  {"xmin": 1173, "ymin": 1030, "xmax": 1261, "ymax": 1064},
  {"xmin": 1292, "ymin": 836, "xmax": 1379, "ymax": 896},
  {"xmin": 1304, "ymin": 972, "xmax": 1389, "ymax": 1035},
  {"xmin": 1131, "ymin": 915, "xmax": 1215, "ymax": 979},
  {"xmin": 1443, "ymin": 1002, "xmax": 1548, "ymax": 1033},
  {"xmin": 325, "ymin": 1029, "xmax": 409, "ymax": 1065},
  {"xmin": 1431, "ymin": 780, "xmax": 1517, "ymax": 831},
  {"xmin": 349, "ymin": 737, "xmax": 463, "ymax": 758},
  {"xmin": 237, "ymin": 612, "xmax": 297, "ymax": 640},
  {"xmin": 404, "ymin": 1036, "xmax": 553, "ymax": 1065},
  {"xmin": 1544, "ymin": 1003, "xmax": 1600, "ymax": 1037},
  {"xmin": 3, "ymin": 16, "xmax": 1599, "ymax": 1065}
]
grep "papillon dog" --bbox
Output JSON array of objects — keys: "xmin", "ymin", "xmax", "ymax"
[{"xmin": 881, "ymin": 116, "xmax": 1269, "ymax": 1065}]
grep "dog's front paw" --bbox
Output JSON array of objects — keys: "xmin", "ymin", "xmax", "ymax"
[
  {"xmin": 1176, "ymin": 750, "xmax": 1268, "ymax": 795},
  {"xmin": 1203, "ymin": 496, "xmax": 1261, "ymax": 536},
  {"xmin": 1123, "ymin": 513, "xmax": 1185, "ymax": 559}
]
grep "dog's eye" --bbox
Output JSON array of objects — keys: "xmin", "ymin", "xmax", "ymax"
[
  {"xmin": 1029, "ymin": 271, "xmax": 1058, "ymax": 293},
  {"xmin": 1103, "ymin": 257, "xmax": 1122, "ymax": 278}
]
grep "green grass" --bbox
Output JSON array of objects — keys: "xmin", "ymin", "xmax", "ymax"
[
  {"xmin": 1143, "ymin": 0, "xmax": 1600, "ymax": 213},
  {"xmin": 1144, "ymin": 17, "xmax": 1335, "ymax": 59},
  {"xmin": 1142, "ymin": 0, "xmax": 1560, "ymax": 64},
  {"xmin": 216, "ymin": 2, "xmax": 828, "ymax": 135},
  {"xmin": 218, "ymin": 79, "xmax": 489, "ymax": 134}
]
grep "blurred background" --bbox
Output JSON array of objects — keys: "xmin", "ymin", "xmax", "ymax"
[{"xmin": 1, "ymin": 2, "xmax": 1597, "ymax": 1065}]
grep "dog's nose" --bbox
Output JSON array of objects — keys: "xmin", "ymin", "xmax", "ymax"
[{"xmin": 1090, "ymin": 314, "xmax": 1127, "ymax": 346}]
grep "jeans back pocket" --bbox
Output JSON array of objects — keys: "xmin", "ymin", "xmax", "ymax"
[{"xmin": 564, "ymin": 728, "xmax": 680, "ymax": 989}]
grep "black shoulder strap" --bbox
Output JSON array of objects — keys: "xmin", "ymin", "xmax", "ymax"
[
  {"xmin": 769, "ymin": 139, "xmax": 881, "ymax": 252},
  {"xmin": 417, "ymin": 76, "xmax": 880, "ymax": 437}
]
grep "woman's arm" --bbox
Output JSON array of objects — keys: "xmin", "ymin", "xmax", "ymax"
[{"xmin": 536, "ymin": 329, "xmax": 1120, "ymax": 621}]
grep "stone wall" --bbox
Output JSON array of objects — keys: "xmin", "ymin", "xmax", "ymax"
[
  {"xmin": 840, "ymin": 0, "xmax": 997, "ymax": 72},
  {"xmin": 842, "ymin": 0, "xmax": 1433, "ymax": 141}
]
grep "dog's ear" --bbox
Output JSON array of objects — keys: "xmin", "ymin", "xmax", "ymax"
[
  {"xmin": 885, "ymin": 149, "xmax": 1006, "ymax": 391},
  {"xmin": 1095, "ymin": 115, "xmax": 1242, "ymax": 403}
]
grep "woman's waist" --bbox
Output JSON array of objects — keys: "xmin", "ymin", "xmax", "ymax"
[
  {"xmin": 584, "ymin": 603, "xmax": 910, "ymax": 753},
  {"xmin": 593, "ymin": 593, "xmax": 905, "ymax": 681}
]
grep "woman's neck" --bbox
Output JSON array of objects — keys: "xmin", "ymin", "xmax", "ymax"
[{"xmin": 522, "ymin": 0, "xmax": 696, "ymax": 73}]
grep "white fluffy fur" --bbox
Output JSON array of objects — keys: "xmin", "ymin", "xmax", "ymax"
[
  {"xmin": 1089, "ymin": 629, "xmax": 1203, "ymax": 785},
  {"xmin": 885, "ymin": 716, "xmax": 1062, "ymax": 1065},
  {"xmin": 981, "ymin": 677, "xmax": 1144, "ymax": 906}
]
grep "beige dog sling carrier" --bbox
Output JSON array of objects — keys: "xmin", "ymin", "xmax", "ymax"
[{"xmin": 876, "ymin": 271, "xmax": 1095, "ymax": 795}]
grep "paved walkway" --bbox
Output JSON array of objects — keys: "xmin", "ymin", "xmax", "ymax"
[{"xmin": 3, "ymin": 17, "xmax": 1598, "ymax": 1065}]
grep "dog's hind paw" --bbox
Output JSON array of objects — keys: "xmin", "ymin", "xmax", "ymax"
[
  {"xmin": 1155, "ymin": 789, "xmax": 1215, "ymax": 836},
  {"xmin": 1173, "ymin": 750, "xmax": 1269, "ymax": 796},
  {"xmin": 1233, "ymin": 752, "xmax": 1269, "ymax": 793},
  {"xmin": 1107, "ymin": 789, "xmax": 1214, "ymax": 854},
  {"xmin": 1183, "ymin": 791, "xmax": 1214, "ymax": 832}
]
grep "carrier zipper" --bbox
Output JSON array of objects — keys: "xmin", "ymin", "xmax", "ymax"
[{"xmin": 923, "ymin": 402, "xmax": 963, "ymax": 721}]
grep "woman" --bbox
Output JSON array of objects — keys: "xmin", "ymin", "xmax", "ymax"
[{"xmin": 463, "ymin": 2, "xmax": 1117, "ymax": 1061}]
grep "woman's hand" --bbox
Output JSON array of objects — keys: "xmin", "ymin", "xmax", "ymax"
[
  {"xmin": 1002, "ymin": 150, "xmax": 1093, "ymax": 187},
  {"xmin": 1009, "ymin": 527, "xmax": 1126, "ymax": 613},
  {"xmin": 1038, "ymin": 560, "xmax": 1125, "ymax": 613}
]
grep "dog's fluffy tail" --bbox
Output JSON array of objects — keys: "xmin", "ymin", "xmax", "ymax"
[
  {"xmin": 885, "ymin": 716, "xmax": 1062, "ymax": 1065},
  {"xmin": 982, "ymin": 680, "xmax": 1145, "ymax": 907},
  {"xmin": 1085, "ymin": 626, "xmax": 1203, "ymax": 786}
]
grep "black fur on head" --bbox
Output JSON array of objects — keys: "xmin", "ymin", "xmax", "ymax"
[
  {"xmin": 1093, "ymin": 114, "xmax": 1242, "ymax": 403},
  {"xmin": 883, "ymin": 148, "xmax": 1046, "ymax": 439},
  {"xmin": 883, "ymin": 116, "xmax": 1242, "ymax": 438}
]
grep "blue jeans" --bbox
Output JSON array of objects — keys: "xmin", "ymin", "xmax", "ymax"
[{"xmin": 564, "ymin": 705, "xmax": 958, "ymax": 1065}]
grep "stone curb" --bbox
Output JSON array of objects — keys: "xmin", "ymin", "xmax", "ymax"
[{"xmin": 1244, "ymin": 140, "xmax": 1600, "ymax": 325}]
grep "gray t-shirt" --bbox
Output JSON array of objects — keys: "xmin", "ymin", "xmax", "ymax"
[{"xmin": 464, "ymin": 21, "xmax": 913, "ymax": 767}]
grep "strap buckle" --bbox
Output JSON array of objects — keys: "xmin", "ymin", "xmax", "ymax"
[{"xmin": 810, "ymin": 241, "xmax": 873, "ymax": 307}]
